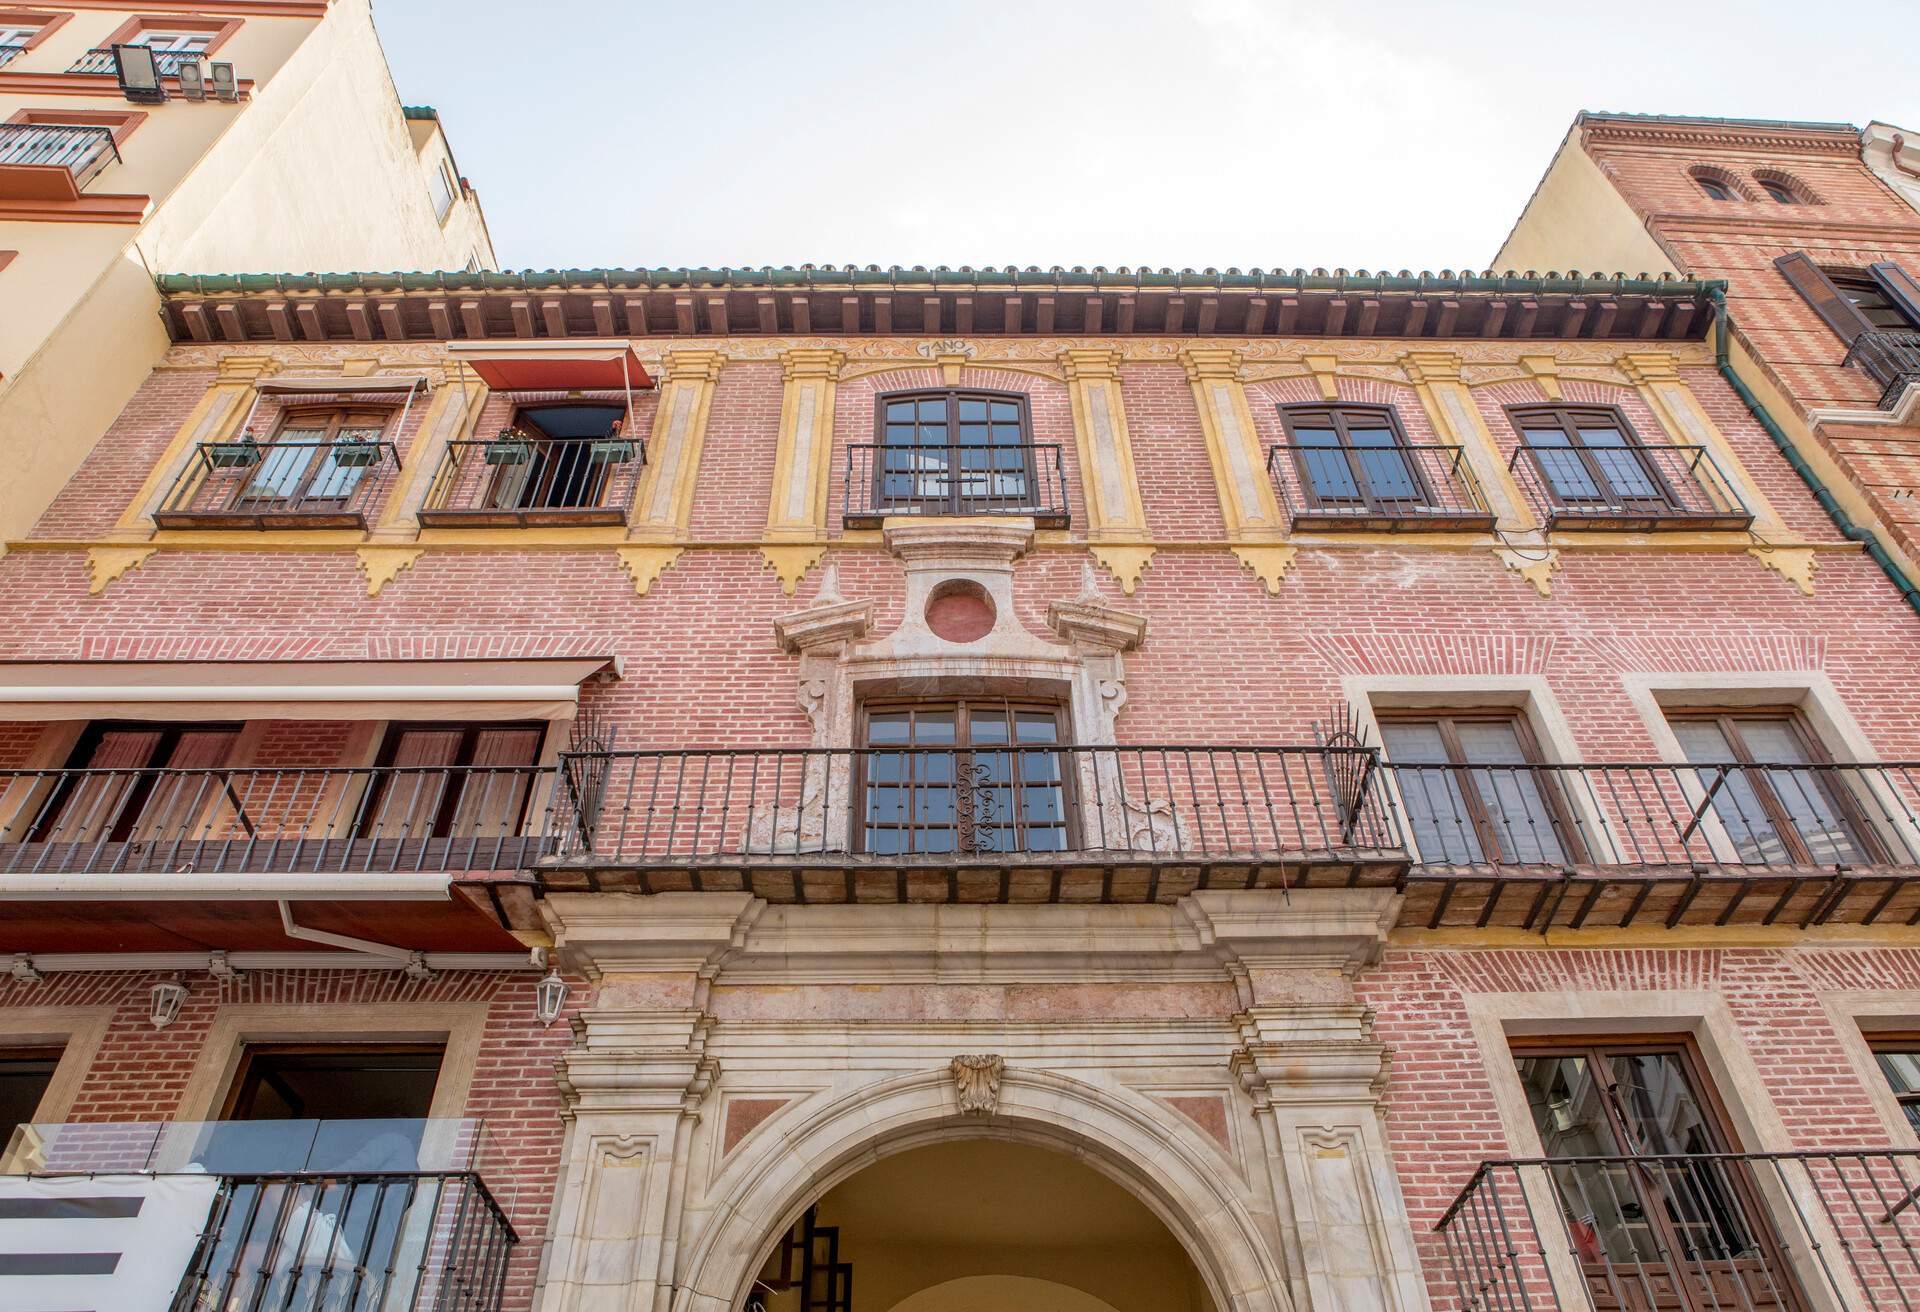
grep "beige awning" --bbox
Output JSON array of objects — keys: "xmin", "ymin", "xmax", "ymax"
[{"xmin": 0, "ymin": 657, "xmax": 619, "ymax": 721}]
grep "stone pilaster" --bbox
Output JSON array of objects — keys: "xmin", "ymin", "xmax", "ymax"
[
  {"xmin": 1059, "ymin": 347, "xmax": 1154, "ymax": 592},
  {"xmin": 617, "ymin": 348, "xmax": 726, "ymax": 595},
  {"xmin": 760, "ymin": 348, "xmax": 846, "ymax": 593},
  {"xmin": 1181, "ymin": 348, "xmax": 1296, "ymax": 593}
]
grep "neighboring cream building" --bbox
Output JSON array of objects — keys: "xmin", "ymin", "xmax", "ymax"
[{"xmin": 0, "ymin": 0, "xmax": 493, "ymax": 546}]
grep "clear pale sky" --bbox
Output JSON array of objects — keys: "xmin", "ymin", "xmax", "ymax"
[{"xmin": 372, "ymin": 0, "xmax": 1920, "ymax": 274}]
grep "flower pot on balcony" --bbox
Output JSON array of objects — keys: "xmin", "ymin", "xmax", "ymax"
[
  {"xmin": 485, "ymin": 436, "xmax": 533, "ymax": 465},
  {"xmin": 588, "ymin": 439, "xmax": 636, "ymax": 464},
  {"xmin": 329, "ymin": 440, "xmax": 381, "ymax": 468},
  {"xmin": 206, "ymin": 439, "xmax": 260, "ymax": 469}
]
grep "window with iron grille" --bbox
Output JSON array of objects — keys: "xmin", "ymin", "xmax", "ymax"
[
  {"xmin": 1666, "ymin": 709, "xmax": 1880, "ymax": 865},
  {"xmin": 1508, "ymin": 404, "xmax": 1679, "ymax": 513},
  {"xmin": 857, "ymin": 699, "xmax": 1069, "ymax": 856},
  {"xmin": 238, "ymin": 407, "xmax": 391, "ymax": 513},
  {"xmin": 1870, "ymin": 1040, "xmax": 1920, "ymax": 1137},
  {"xmin": 872, "ymin": 389, "xmax": 1036, "ymax": 515},
  {"xmin": 1379, "ymin": 711, "xmax": 1578, "ymax": 865},
  {"xmin": 1278, "ymin": 403, "xmax": 1431, "ymax": 512}
]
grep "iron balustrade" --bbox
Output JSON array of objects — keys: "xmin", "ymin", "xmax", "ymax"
[
  {"xmin": 1386, "ymin": 761, "xmax": 1920, "ymax": 872},
  {"xmin": 1266, "ymin": 442, "xmax": 1495, "ymax": 532},
  {"xmin": 1436, "ymin": 1148, "xmax": 1920, "ymax": 1312},
  {"xmin": 0, "ymin": 43, "xmax": 24, "ymax": 69},
  {"xmin": 0, "ymin": 763, "xmax": 554, "ymax": 874},
  {"xmin": 1844, "ymin": 329, "xmax": 1920, "ymax": 410},
  {"xmin": 1509, "ymin": 442, "xmax": 1752, "ymax": 531},
  {"xmin": 548, "ymin": 745, "xmax": 1399, "ymax": 866},
  {"xmin": 68, "ymin": 45, "xmax": 206, "ymax": 76},
  {"xmin": 419, "ymin": 433, "xmax": 645, "ymax": 527},
  {"xmin": 0, "ymin": 122, "xmax": 119, "ymax": 188},
  {"xmin": 844, "ymin": 442, "xmax": 1070, "ymax": 526},
  {"xmin": 153, "ymin": 438, "xmax": 402, "ymax": 529}
]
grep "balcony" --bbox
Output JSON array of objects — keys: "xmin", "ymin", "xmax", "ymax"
[
  {"xmin": 418, "ymin": 431, "xmax": 644, "ymax": 528},
  {"xmin": 4, "ymin": 1118, "xmax": 514, "ymax": 1312},
  {"xmin": 541, "ymin": 744, "xmax": 1407, "ymax": 900},
  {"xmin": 1388, "ymin": 761, "xmax": 1920, "ymax": 930},
  {"xmin": 1266, "ymin": 442, "xmax": 1495, "ymax": 532},
  {"xmin": 0, "ymin": 122, "xmax": 118, "ymax": 201},
  {"xmin": 0, "ymin": 42, "xmax": 24, "ymax": 69},
  {"xmin": 153, "ymin": 439, "xmax": 403, "ymax": 529},
  {"xmin": 844, "ymin": 443, "xmax": 1071, "ymax": 527},
  {"xmin": 1510, "ymin": 442, "xmax": 1752, "ymax": 531},
  {"xmin": 1844, "ymin": 329, "xmax": 1920, "ymax": 410},
  {"xmin": 1436, "ymin": 1148, "xmax": 1920, "ymax": 1312},
  {"xmin": 67, "ymin": 46, "xmax": 204, "ymax": 76},
  {"xmin": 0, "ymin": 762, "xmax": 554, "ymax": 875}
]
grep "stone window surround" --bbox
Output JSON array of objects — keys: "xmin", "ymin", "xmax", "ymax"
[
  {"xmin": 170, "ymin": 1000, "xmax": 488, "ymax": 1123},
  {"xmin": 0, "ymin": 1003, "xmax": 112, "ymax": 1125},
  {"xmin": 1817, "ymin": 990, "xmax": 1920, "ymax": 1148}
]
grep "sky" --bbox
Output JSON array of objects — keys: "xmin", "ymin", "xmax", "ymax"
[{"xmin": 374, "ymin": 0, "xmax": 1920, "ymax": 275}]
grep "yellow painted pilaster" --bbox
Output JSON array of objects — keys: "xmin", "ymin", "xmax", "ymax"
[
  {"xmin": 112, "ymin": 354, "xmax": 275, "ymax": 537},
  {"xmin": 1059, "ymin": 348, "xmax": 1153, "ymax": 592},
  {"xmin": 1181, "ymin": 347, "xmax": 1295, "ymax": 593},
  {"xmin": 617, "ymin": 348, "xmax": 725, "ymax": 594},
  {"xmin": 373, "ymin": 362, "xmax": 483, "ymax": 539},
  {"xmin": 759, "ymin": 348, "xmax": 845, "ymax": 593},
  {"xmin": 1617, "ymin": 351, "xmax": 1810, "ymax": 593}
]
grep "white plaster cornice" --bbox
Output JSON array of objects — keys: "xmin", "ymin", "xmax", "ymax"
[{"xmin": 881, "ymin": 518, "xmax": 1033, "ymax": 568}]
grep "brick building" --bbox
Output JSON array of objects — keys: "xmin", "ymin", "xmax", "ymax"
[{"xmin": 1, "ymin": 257, "xmax": 1919, "ymax": 1312}]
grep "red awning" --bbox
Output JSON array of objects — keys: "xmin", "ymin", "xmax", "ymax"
[{"xmin": 446, "ymin": 340, "xmax": 653, "ymax": 391}]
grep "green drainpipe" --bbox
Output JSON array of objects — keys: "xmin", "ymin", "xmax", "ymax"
[{"xmin": 1710, "ymin": 286, "xmax": 1920, "ymax": 614}]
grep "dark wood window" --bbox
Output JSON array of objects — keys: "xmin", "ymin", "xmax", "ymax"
[
  {"xmin": 1757, "ymin": 178, "xmax": 1799, "ymax": 204},
  {"xmin": 1515, "ymin": 1037, "xmax": 1801, "ymax": 1312},
  {"xmin": 1510, "ymin": 405, "xmax": 1679, "ymax": 513},
  {"xmin": 1869, "ymin": 1039, "xmax": 1920, "ymax": 1137},
  {"xmin": 488, "ymin": 403, "xmax": 628, "ymax": 512},
  {"xmin": 0, "ymin": 1047, "xmax": 61, "ymax": 1153},
  {"xmin": 1278, "ymin": 404, "xmax": 1431, "ymax": 511},
  {"xmin": 29, "ymin": 721, "xmax": 240, "ymax": 845},
  {"xmin": 1827, "ymin": 270, "xmax": 1919, "ymax": 332},
  {"xmin": 202, "ymin": 1043, "xmax": 446, "ymax": 1173},
  {"xmin": 239, "ymin": 407, "xmax": 389, "ymax": 512},
  {"xmin": 1774, "ymin": 254, "xmax": 1920, "ymax": 343},
  {"xmin": 1378, "ymin": 711, "xmax": 1578, "ymax": 865},
  {"xmin": 1696, "ymin": 175, "xmax": 1736, "ymax": 201},
  {"xmin": 1667, "ymin": 710, "xmax": 1880, "ymax": 865},
  {"xmin": 873, "ymin": 390, "xmax": 1036, "ymax": 515},
  {"xmin": 359, "ymin": 722, "xmax": 545, "ymax": 841},
  {"xmin": 857, "ymin": 699, "xmax": 1069, "ymax": 855}
]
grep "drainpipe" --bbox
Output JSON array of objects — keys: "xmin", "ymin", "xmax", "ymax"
[{"xmin": 1709, "ymin": 286, "xmax": 1920, "ymax": 614}]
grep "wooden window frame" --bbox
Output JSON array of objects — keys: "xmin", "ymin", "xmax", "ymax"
[
  {"xmin": 218, "ymin": 1041, "xmax": 446, "ymax": 1121},
  {"xmin": 1507, "ymin": 403, "xmax": 1685, "ymax": 513},
  {"xmin": 1751, "ymin": 168, "xmax": 1818, "ymax": 206},
  {"xmin": 1773, "ymin": 253, "xmax": 1920, "ymax": 344},
  {"xmin": 235, "ymin": 404, "xmax": 391, "ymax": 513},
  {"xmin": 1378, "ymin": 708, "xmax": 1586, "ymax": 864},
  {"xmin": 1689, "ymin": 167, "xmax": 1745, "ymax": 202},
  {"xmin": 359, "ymin": 720, "xmax": 547, "ymax": 841},
  {"xmin": 853, "ymin": 698, "xmax": 1074, "ymax": 856},
  {"xmin": 1665, "ymin": 706, "xmax": 1885, "ymax": 865},
  {"xmin": 870, "ymin": 388, "xmax": 1038, "ymax": 517},
  {"xmin": 0, "ymin": 1045, "xmax": 64, "ymax": 1150},
  {"xmin": 1510, "ymin": 1034, "xmax": 1806, "ymax": 1312},
  {"xmin": 32, "ymin": 720, "xmax": 239, "ymax": 843},
  {"xmin": 1867, "ymin": 1034, "xmax": 1920, "ymax": 1136},
  {"xmin": 1277, "ymin": 402, "xmax": 1434, "ymax": 512},
  {"xmin": 488, "ymin": 402, "xmax": 625, "ymax": 514}
]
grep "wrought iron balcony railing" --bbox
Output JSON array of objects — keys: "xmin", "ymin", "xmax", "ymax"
[
  {"xmin": 1844, "ymin": 328, "xmax": 1920, "ymax": 410},
  {"xmin": 1387, "ymin": 761, "xmax": 1920, "ymax": 872},
  {"xmin": 1266, "ymin": 442, "xmax": 1496, "ymax": 532},
  {"xmin": 844, "ymin": 443, "xmax": 1071, "ymax": 527},
  {"xmin": 1509, "ymin": 442, "xmax": 1752, "ymax": 531},
  {"xmin": 0, "ymin": 122, "xmax": 119, "ymax": 193},
  {"xmin": 6, "ymin": 1118, "xmax": 514, "ymax": 1312},
  {"xmin": 1436, "ymin": 1148, "xmax": 1920, "ymax": 1312},
  {"xmin": 418, "ymin": 433, "xmax": 645, "ymax": 527},
  {"xmin": 0, "ymin": 763, "xmax": 553, "ymax": 875},
  {"xmin": 546, "ymin": 745, "xmax": 1401, "ymax": 879},
  {"xmin": 68, "ymin": 45, "xmax": 205, "ymax": 76},
  {"xmin": 153, "ymin": 439, "xmax": 403, "ymax": 529},
  {"xmin": 0, "ymin": 42, "xmax": 24, "ymax": 69}
]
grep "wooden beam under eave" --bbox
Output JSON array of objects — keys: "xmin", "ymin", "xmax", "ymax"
[
  {"xmin": 1481, "ymin": 300, "xmax": 1508, "ymax": 337},
  {"xmin": 214, "ymin": 303, "xmax": 247, "ymax": 342},
  {"xmin": 377, "ymin": 301, "xmax": 407, "ymax": 341},
  {"xmin": 509, "ymin": 299, "xmax": 534, "ymax": 338},
  {"xmin": 1162, "ymin": 296, "xmax": 1186, "ymax": 334},
  {"xmin": 1590, "ymin": 300, "xmax": 1619, "ymax": 338},
  {"xmin": 1322, "ymin": 297, "xmax": 1348, "ymax": 336},
  {"xmin": 265, "ymin": 301, "xmax": 294, "ymax": 341},
  {"xmin": 790, "ymin": 296, "xmax": 811, "ymax": 334},
  {"xmin": 674, "ymin": 297, "xmax": 696, "ymax": 335},
  {"xmin": 592, "ymin": 298, "xmax": 617, "ymax": 336},
  {"xmin": 426, "ymin": 300, "xmax": 453, "ymax": 339},
  {"xmin": 1664, "ymin": 302, "xmax": 1697, "ymax": 339},
  {"xmin": 1559, "ymin": 300, "xmax": 1589, "ymax": 339},
  {"xmin": 459, "ymin": 300, "xmax": 486, "ymax": 338},
  {"xmin": 344, "ymin": 301, "xmax": 375, "ymax": 342},
  {"xmin": 1275, "ymin": 297, "xmax": 1299, "ymax": 334},
  {"xmin": 623, "ymin": 297, "xmax": 650, "ymax": 335},
  {"xmin": 922, "ymin": 295, "xmax": 942, "ymax": 334},
  {"xmin": 1352, "ymin": 298, "xmax": 1379, "ymax": 336},
  {"xmin": 756, "ymin": 296, "xmax": 778, "ymax": 334},
  {"xmin": 839, "ymin": 296, "xmax": 859, "ymax": 333},
  {"xmin": 177, "ymin": 301, "xmax": 212, "ymax": 342},
  {"xmin": 1003, "ymin": 294, "xmax": 1023, "ymax": 334},
  {"xmin": 705, "ymin": 295, "xmax": 729, "ymax": 335},
  {"xmin": 1433, "ymin": 299, "xmax": 1459, "ymax": 338},
  {"xmin": 1243, "ymin": 297, "xmax": 1267, "ymax": 334},
  {"xmin": 1082, "ymin": 296, "xmax": 1103, "ymax": 334},
  {"xmin": 955, "ymin": 296, "xmax": 973, "ymax": 335},
  {"xmin": 1113, "ymin": 295, "xmax": 1135, "ymax": 334},
  {"xmin": 539, "ymin": 299, "xmax": 568, "ymax": 338},
  {"xmin": 1036, "ymin": 295, "xmax": 1055, "ymax": 334},
  {"xmin": 1637, "ymin": 300, "xmax": 1667, "ymax": 338},
  {"xmin": 294, "ymin": 302, "xmax": 326, "ymax": 342},
  {"xmin": 1195, "ymin": 296, "xmax": 1218, "ymax": 335},
  {"xmin": 1402, "ymin": 299, "xmax": 1430, "ymax": 337},
  {"xmin": 873, "ymin": 296, "xmax": 891, "ymax": 335},
  {"xmin": 1513, "ymin": 299, "xmax": 1539, "ymax": 337}
]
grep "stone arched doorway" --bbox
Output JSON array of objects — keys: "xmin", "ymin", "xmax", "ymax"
[
  {"xmin": 890, "ymin": 1274, "xmax": 1126, "ymax": 1312},
  {"xmin": 671, "ymin": 1068, "xmax": 1295, "ymax": 1312}
]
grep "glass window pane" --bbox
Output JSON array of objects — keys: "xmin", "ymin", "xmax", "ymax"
[
  {"xmin": 866, "ymin": 713, "xmax": 910, "ymax": 745},
  {"xmin": 1292, "ymin": 425, "xmax": 1339, "ymax": 447},
  {"xmin": 1015, "ymin": 712, "xmax": 1061, "ymax": 744},
  {"xmin": 990, "ymin": 401, "xmax": 1020, "ymax": 423},
  {"xmin": 1575, "ymin": 425, "xmax": 1629, "ymax": 448},
  {"xmin": 918, "ymin": 398, "xmax": 947, "ymax": 422},
  {"xmin": 1381, "ymin": 724, "xmax": 1481, "ymax": 863},
  {"xmin": 1301, "ymin": 449, "xmax": 1360, "ymax": 500},
  {"xmin": 958, "ymin": 398, "xmax": 988, "ymax": 422},
  {"xmin": 1356, "ymin": 448, "xmax": 1420, "ymax": 502},
  {"xmin": 912, "ymin": 710, "xmax": 956, "ymax": 745},
  {"xmin": 1876, "ymin": 1050, "xmax": 1920, "ymax": 1096},
  {"xmin": 886, "ymin": 402, "xmax": 916, "ymax": 423}
]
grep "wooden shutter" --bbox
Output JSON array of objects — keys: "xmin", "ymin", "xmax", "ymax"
[
  {"xmin": 1773, "ymin": 252, "xmax": 1874, "ymax": 343},
  {"xmin": 1868, "ymin": 261, "xmax": 1920, "ymax": 331}
]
